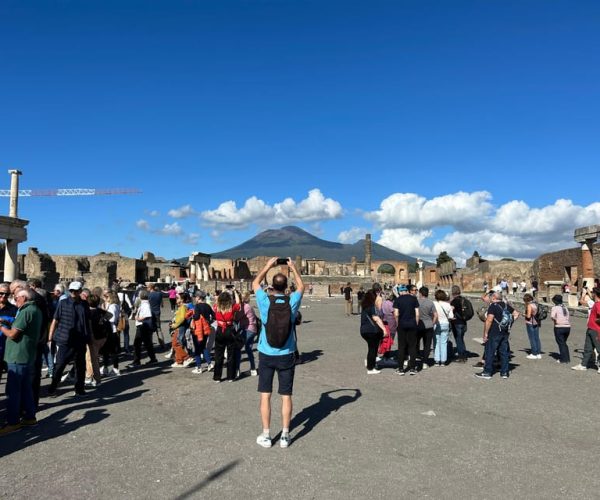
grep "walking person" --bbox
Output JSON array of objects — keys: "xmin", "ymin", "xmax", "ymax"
[
  {"xmin": 433, "ymin": 290, "xmax": 454, "ymax": 366},
  {"xmin": 0, "ymin": 288, "xmax": 42, "ymax": 435},
  {"xmin": 572, "ymin": 287, "xmax": 600, "ymax": 372},
  {"xmin": 360, "ymin": 290, "xmax": 387, "ymax": 374},
  {"xmin": 343, "ymin": 282, "xmax": 353, "ymax": 316},
  {"xmin": 523, "ymin": 293, "xmax": 542, "ymax": 359},
  {"xmin": 48, "ymin": 282, "xmax": 92, "ymax": 397},
  {"xmin": 550, "ymin": 294, "xmax": 571, "ymax": 364},
  {"xmin": 252, "ymin": 257, "xmax": 304, "ymax": 449}
]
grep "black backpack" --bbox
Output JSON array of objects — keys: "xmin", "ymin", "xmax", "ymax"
[
  {"xmin": 460, "ymin": 297, "xmax": 475, "ymax": 321},
  {"xmin": 534, "ymin": 303, "xmax": 548, "ymax": 324},
  {"xmin": 120, "ymin": 293, "xmax": 132, "ymax": 316},
  {"xmin": 265, "ymin": 295, "xmax": 293, "ymax": 348}
]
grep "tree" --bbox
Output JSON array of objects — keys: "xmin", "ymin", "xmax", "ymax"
[{"xmin": 436, "ymin": 251, "xmax": 452, "ymax": 266}]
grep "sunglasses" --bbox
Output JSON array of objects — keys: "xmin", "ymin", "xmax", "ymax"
[{"xmin": 0, "ymin": 292, "xmax": 9, "ymax": 296}]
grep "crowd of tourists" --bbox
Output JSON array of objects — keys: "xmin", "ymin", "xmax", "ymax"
[
  {"xmin": 357, "ymin": 282, "xmax": 600, "ymax": 379},
  {"xmin": 0, "ymin": 256, "xmax": 305, "ymax": 448}
]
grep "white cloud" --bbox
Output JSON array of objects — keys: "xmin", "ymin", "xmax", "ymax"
[
  {"xmin": 367, "ymin": 191, "xmax": 492, "ymax": 232},
  {"xmin": 370, "ymin": 191, "xmax": 593, "ymax": 264},
  {"xmin": 201, "ymin": 189, "xmax": 343, "ymax": 228},
  {"xmin": 338, "ymin": 227, "xmax": 369, "ymax": 244},
  {"xmin": 145, "ymin": 210, "xmax": 160, "ymax": 217},
  {"xmin": 158, "ymin": 223, "xmax": 183, "ymax": 236},
  {"xmin": 136, "ymin": 219, "xmax": 150, "ymax": 230},
  {"xmin": 183, "ymin": 233, "xmax": 200, "ymax": 245},
  {"xmin": 168, "ymin": 205, "xmax": 196, "ymax": 219}
]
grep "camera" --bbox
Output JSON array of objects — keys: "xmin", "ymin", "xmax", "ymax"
[{"xmin": 276, "ymin": 258, "xmax": 288, "ymax": 266}]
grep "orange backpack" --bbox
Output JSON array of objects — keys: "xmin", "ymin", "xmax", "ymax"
[{"xmin": 192, "ymin": 315, "xmax": 212, "ymax": 341}]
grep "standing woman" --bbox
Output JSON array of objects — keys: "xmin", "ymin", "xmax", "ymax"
[
  {"xmin": 360, "ymin": 290, "xmax": 387, "ymax": 374},
  {"xmin": 551, "ymin": 294, "xmax": 571, "ymax": 364},
  {"xmin": 236, "ymin": 291, "xmax": 258, "ymax": 377},
  {"xmin": 169, "ymin": 293, "xmax": 194, "ymax": 368},
  {"xmin": 433, "ymin": 290, "xmax": 454, "ymax": 367},
  {"xmin": 212, "ymin": 290, "xmax": 241, "ymax": 382},
  {"xmin": 101, "ymin": 291, "xmax": 121, "ymax": 376},
  {"xmin": 85, "ymin": 294, "xmax": 108, "ymax": 387},
  {"xmin": 523, "ymin": 293, "xmax": 542, "ymax": 359},
  {"xmin": 168, "ymin": 285, "xmax": 178, "ymax": 312}
]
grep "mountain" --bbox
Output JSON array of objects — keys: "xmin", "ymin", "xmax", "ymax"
[{"xmin": 210, "ymin": 226, "xmax": 422, "ymax": 263}]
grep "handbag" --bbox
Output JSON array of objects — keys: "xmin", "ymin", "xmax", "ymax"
[{"xmin": 117, "ymin": 315, "xmax": 127, "ymax": 332}]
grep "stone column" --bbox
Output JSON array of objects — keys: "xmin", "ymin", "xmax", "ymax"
[
  {"xmin": 8, "ymin": 170, "xmax": 22, "ymax": 218},
  {"xmin": 295, "ymin": 255, "xmax": 302, "ymax": 273},
  {"xmin": 365, "ymin": 234, "xmax": 372, "ymax": 278},
  {"xmin": 417, "ymin": 258, "xmax": 423, "ymax": 288},
  {"xmin": 4, "ymin": 239, "xmax": 18, "ymax": 281},
  {"xmin": 202, "ymin": 264, "xmax": 209, "ymax": 282},
  {"xmin": 351, "ymin": 256, "xmax": 357, "ymax": 275},
  {"xmin": 581, "ymin": 240, "xmax": 595, "ymax": 289}
]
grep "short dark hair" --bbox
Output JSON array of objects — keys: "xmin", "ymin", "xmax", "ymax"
[
  {"xmin": 272, "ymin": 273, "xmax": 288, "ymax": 292},
  {"xmin": 361, "ymin": 290, "xmax": 377, "ymax": 309},
  {"xmin": 434, "ymin": 289, "xmax": 448, "ymax": 301},
  {"xmin": 419, "ymin": 286, "xmax": 429, "ymax": 297},
  {"xmin": 88, "ymin": 294, "xmax": 101, "ymax": 307}
]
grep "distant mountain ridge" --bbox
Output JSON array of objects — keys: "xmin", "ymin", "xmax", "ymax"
[{"xmin": 210, "ymin": 226, "xmax": 422, "ymax": 263}]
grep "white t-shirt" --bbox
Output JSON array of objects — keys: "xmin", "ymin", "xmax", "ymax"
[
  {"xmin": 434, "ymin": 301, "xmax": 454, "ymax": 325},
  {"xmin": 136, "ymin": 301, "xmax": 152, "ymax": 326}
]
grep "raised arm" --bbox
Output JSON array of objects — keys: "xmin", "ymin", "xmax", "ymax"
[
  {"xmin": 287, "ymin": 257, "xmax": 304, "ymax": 295},
  {"xmin": 252, "ymin": 257, "xmax": 278, "ymax": 292}
]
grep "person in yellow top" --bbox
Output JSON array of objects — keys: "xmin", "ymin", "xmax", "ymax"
[{"xmin": 170, "ymin": 293, "xmax": 194, "ymax": 368}]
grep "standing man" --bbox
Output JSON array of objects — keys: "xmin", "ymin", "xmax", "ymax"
[
  {"xmin": 450, "ymin": 285, "xmax": 470, "ymax": 363},
  {"xmin": 475, "ymin": 291, "xmax": 519, "ymax": 380},
  {"xmin": 356, "ymin": 287, "xmax": 365, "ymax": 314},
  {"xmin": 417, "ymin": 287, "xmax": 437, "ymax": 369},
  {"xmin": 252, "ymin": 257, "xmax": 304, "ymax": 449},
  {"xmin": 343, "ymin": 282, "xmax": 353, "ymax": 316},
  {"xmin": 47, "ymin": 282, "xmax": 92, "ymax": 396},
  {"xmin": 571, "ymin": 286, "xmax": 600, "ymax": 371},
  {"xmin": 148, "ymin": 284, "xmax": 165, "ymax": 350},
  {"xmin": 393, "ymin": 284, "xmax": 420, "ymax": 375},
  {"xmin": 0, "ymin": 288, "xmax": 42, "ymax": 435}
]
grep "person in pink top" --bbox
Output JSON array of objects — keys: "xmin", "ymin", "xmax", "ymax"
[
  {"xmin": 168, "ymin": 285, "xmax": 178, "ymax": 312},
  {"xmin": 572, "ymin": 287, "xmax": 600, "ymax": 372},
  {"xmin": 550, "ymin": 294, "xmax": 571, "ymax": 364},
  {"xmin": 236, "ymin": 291, "xmax": 258, "ymax": 377}
]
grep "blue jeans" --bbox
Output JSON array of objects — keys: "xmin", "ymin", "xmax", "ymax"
[
  {"xmin": 452, "ymin": 322, "xmax": 468, "ymax": 357},
  {"xmin": 203, "ymin": 332, "xmax": 213, "ymax": 365},
  {"xmin": 434, "ymin": 323, "xmax": 450, "ymax": 363},
  {"xmin": 526, "ymin": 323, "xmax": 541, "ymax": 355},
  {"xmin": 192, "ymin": 335, "xmax": 208, "ymax": 367},
  {"xmin": 42, "ymin": 342, "xmax": 54, "ymax": 375},
  {"xmin": 553, "ymin": 327, "xmax": 570, "ymax": 363},
  {"xmin": 483, "ymin": 332, "xmax": 510, "ymax": 376},
  {"xmin": 6, "ymin": 363, "xmax": 35, "ymax": 425},
  {"xmin": 235, "ymin": 330, "xmax": 256, "ymax": 371}
]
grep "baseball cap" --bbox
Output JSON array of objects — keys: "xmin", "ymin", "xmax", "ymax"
[
  {"xmin": 492, "ymin": 285, "xmax": 502, "ymax": 293},
  {"xmin": 68, "ymin": 281, "xmax": 82, "ymax": 291},
  {"xmin": 398, "ymin": 284, "xmax": 408, "ymax": 292}
]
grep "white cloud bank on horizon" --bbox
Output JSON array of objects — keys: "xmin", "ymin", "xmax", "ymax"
[
  {"xmin": 200, "ymin": 189, "xmax": 343, "ymax": 228},
  {"xmin": 368, "ymin": 192, "xmax": 600, "ymax": 264}
]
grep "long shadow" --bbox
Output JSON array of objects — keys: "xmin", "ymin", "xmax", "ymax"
[
  {"xmin": 0, "ymin": 362, "xmax": 169, "ymax": 457},
  {"xmin": 172, "ymin": 459, "xmax": 241, "ymax": 500},
  {"xmin": 297, "ymin": 349, "xmax": 323, "ymax": 365},
  {"xmin": 285, "ymin": 389, "xmax": 361, "ymax": 443}
]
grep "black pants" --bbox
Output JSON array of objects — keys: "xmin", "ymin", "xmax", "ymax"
[
  {"xmin": 133, "ymin": 323, "xmax": 157, "ymax": 364},
  {"xmin": 50, "ymin": 343, "xmax": 86, "ymax": 393},
  {"xmin": 417, "ymin": 327, "xmax": 434, "ymax": 364},
  {"xmin": 213, "ymin": 329, "xmax": 239, "ymax": 381},
  {"xmin": 397, "ymin": 326, "xmax": 418, "ymax": 371},
  {"xmin": 101, "ymin": 331, "xmax": 119, "ymax": 369},
  {"xmin": 361, "ymin": 330, "xmax": 383, "ymax": 370},
  {"xmin": 32, "ymin": 342, "xmax": 44, "ymax": 409}
]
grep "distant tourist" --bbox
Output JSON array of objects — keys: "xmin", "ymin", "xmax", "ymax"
[
  {"xmin": 343, "ymin": 282, "xmax": 353, "ymax": 316},
  {"xmin": 550, "ymin": 295, "xmax": 570, "ymax": 364},
  {"xmin": 356, "ymin": 287, "xmax": 365, "ymax": 313},
  {"xmin": 523, "ymin": 294, "xmax": 542, "ymax": 360},
  {"xmin": 433, "ymin": 290, "xmax": 454, "ymax": 367}
]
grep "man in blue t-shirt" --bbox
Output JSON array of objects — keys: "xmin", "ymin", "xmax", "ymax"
[{"xmin": 252, "ymin": 256, "xmax": 304, "ymax": 449}]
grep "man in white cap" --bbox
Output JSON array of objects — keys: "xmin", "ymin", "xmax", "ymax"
[{"xmin": 47, "ymin": 281, "xmax": 92, "ymax": 397}]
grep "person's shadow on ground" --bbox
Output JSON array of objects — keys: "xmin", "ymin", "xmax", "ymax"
[
  {"xmin": 284, "ymin": 389, "xmax": 361, "ymax": 443},
  {"xmin": 297, "ymin": 349, "xmax": 323, "ymax": 364}
]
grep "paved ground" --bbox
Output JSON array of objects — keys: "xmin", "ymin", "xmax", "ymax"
[{"xmin": 1, "ymin": 296, "xmax": 599, "ymax": 499}]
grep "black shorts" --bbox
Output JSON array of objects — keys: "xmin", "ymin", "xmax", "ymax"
[{"xmin": 257, "ymin": 352, "xmax": 296, "ymax": 396}]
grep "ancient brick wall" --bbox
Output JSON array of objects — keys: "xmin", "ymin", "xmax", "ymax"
[{"xmin": 534, "ymin": 247, "xmax": 581, "ymax": 291}]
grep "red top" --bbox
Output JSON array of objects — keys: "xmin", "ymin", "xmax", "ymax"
[
  {"xmin": 587, "ymin": 301, "xmax": 600, "ymax": 334},
  {"xmin": 214, "ymin": 303, "xmax": 241, "ymax": 329}
]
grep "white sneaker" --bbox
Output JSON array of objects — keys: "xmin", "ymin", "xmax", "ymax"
[
  {"xmin": 280, "ymin": 434, "xmax": 291, "ymax": 448},
  {"xmin": 182, "ymin": 357, "xmax": 195, "ymax": 367},
  {"xmin": 164, "ymin": 349, "xmax": 173, "ymax": 359},
  {"xmin": 99, "ymin": 366, "xmax": 107, "ymax": 377},
  {"xmin": 526, "ymin": 354, "xmax": 537, "ymax": 360},
  {"xmin": 85, "ymin": 378, "xmax": 97, "ymax": 387},
  {"xmin": 111, "ymin": 368, "xmax": 120, "ymax": 376},
  {"xmin": 250, "ymin": 369, "xmax": 258, "ymax": 377},
  {"xmin": 536, "ymin": 354, "xmax": 542, "ymax": 359},
  {"xmin": 256, "ymin": 434, "xmax": 272, "ymax": 448},
  {"xmin": 171, "ymin": 362, "xmax": 184, "ymax": 368},
  {"xmin": 571, "ymin": 364, "xmax": 587, "ymax": 371},
  {"xmin": 207, "ymin": 362, "xmax": 215, "ymax": 372},
  {"xmin": 367, "ymin": 368, "xmax": 381, "ymax": 374},
  {"xmin": 191, "ymin": 367, "xmax": 204, "ymax": 374}
]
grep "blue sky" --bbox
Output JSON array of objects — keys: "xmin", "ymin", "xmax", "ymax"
[{"xmin": 1, "ymin": 0, "xmax": 599, "ymax": 264}]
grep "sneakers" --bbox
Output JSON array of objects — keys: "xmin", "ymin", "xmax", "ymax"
[
  {"xmin": 84, "ymin": 378, "xmax": 97, "ymax": 387},
  {"xmin": 421, "ymin": 363, "xmax": 429, "ymax": 370},
  {"xmin": 367, "ymin": 368, "xmax": 381, "ymax": 374},
  {"xmin": 99, "ymin": 366, "xmax": 107, "ymax": 377},
  {"xmin": 250, "ymin": 369, "xmax": 258, "ymax": 377},
  {"xmin": 182, "ymin": 357, "xmax": 195, "ymax": 367},
  {"xmin": 571, "ymin": 364, "xmax": 587, "ymax": 371},
  {"xmin": 395, "ymin": 369, "xmax": 405, "ymax": 376},
  {"xmin": 61, "ymin": 372, "xmax": 74, "ymax": 383},
  {"xmin": 280, "ymin": 434, "xmax": 291, "ymax": 448},
  {"xmin": 0, "ymin": 423, "xmax": 22, "ymax": 436},
  {"xmin": 171, "ymin": 362, "xmax": 184, "ymax": 368},
  {"xmin": 207, "ymin": 362, "xmax": 215, "ymax": 372},
  {"xmin": 111, "ymin": 368, "xmax": 121, "ymax": 376},
  {"xmin": 526, "ymin": 354, "xmax": 537, "ymax": 360},
  {"xmin": 474, "ymin": 372, "xmax": 492, "ymax": 380},
  {"xmin": 191, "ymin": 367, "xmax": 204, "ymax": 374},
  {"xmin": 256, "ymin": 434, "xmax": 272, "ymax": 448},
  {"xmin": 408, "ymin": 369, "xmax": 417, "ymax": 376},
  {"xmin": 536, "ymin": 354, "xmax": 542, "ymax": 359},
  {"xmin": 501, "ymin": 373, "xmax": 509, "ymax": 379},
  {"xmin": 164, "ymin": 349, "xmax": 173, "ymax": 359}
]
